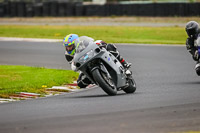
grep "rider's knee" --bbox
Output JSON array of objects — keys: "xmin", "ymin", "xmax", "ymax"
[{"xmin": 106, "ymin": 44, "xmax": 117, "ymax": 52}]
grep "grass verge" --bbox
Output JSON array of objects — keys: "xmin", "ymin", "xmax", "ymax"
[
  {"xmin": 0, "ymin": 65, "xmax": 79, "ymax": 98},
  {"xmin": 0, "ymin": 25, "xmax": 187, "ymax": 44}
]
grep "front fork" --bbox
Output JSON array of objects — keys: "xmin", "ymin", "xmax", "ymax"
[{"xmin": 89, "ymin": 60, "xmax": 110, "ymax": 82}]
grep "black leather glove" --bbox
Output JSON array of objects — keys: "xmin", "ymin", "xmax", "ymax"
[{"xmin": 186, "ymin": 38, "xmax": 194, "ymax": 50}]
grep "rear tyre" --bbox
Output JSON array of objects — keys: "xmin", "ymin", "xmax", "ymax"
[
  {"xmin": 92, "ymin": 69, "xmax": 117, "ymax": 96},
  {"xmin": 195, "ymin": 64, "xmax": 200, "ymax": 76},
  {"xmin": 123, "ymin": 78, "xmax": 136, "ymax": 93}
]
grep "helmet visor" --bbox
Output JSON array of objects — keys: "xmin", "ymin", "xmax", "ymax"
[
  {"xmin": 65, "ymin": 43, "xmax": 76, "ymax": 55},
  {"xmin": 187, "ymin": 28, "xmax": 196, "ymax": 37},
  {"xmin": 65, "ymin": 43, "xmax": 74, "ymax": 51}
]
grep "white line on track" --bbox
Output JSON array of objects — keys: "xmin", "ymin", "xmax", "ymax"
[{"xmin": 0, "ymin": 37, "xmax": 184, "ymax": 47}]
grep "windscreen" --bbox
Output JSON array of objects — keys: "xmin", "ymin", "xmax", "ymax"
[{"xmin": 76, "ymin": 40, "xmax": 90, "ymax": 53}]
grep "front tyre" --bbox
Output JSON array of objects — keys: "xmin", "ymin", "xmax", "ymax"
[
  {"xmin": 123, "ymin": 78, "xmax": 136, "ymax": 93},
  {"xmin": 92, "ymin": 69, "xmax": 117, "ymax": 96}
]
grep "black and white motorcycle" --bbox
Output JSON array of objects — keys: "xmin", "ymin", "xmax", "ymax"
[{"xmin": 73, "ymin": 39, "xmax": 136, "ymax": 96}]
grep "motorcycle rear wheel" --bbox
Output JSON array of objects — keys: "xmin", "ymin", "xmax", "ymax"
[
  {"xmin": 92, "ymin": 69, "xmax": 117, "ymax": 96},
  {"xmin": 123, "ymin": 78, "xmax": 136, "ymax": 93}
]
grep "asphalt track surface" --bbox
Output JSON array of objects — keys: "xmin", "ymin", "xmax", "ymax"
[{"xmin": 0, "ymin": 41, "xmax": 200, "ymax": 133}]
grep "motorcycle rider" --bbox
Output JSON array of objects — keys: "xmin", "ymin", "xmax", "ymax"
[
  {"xmin": 185, "ymin": 21, "xmax": 200, "ymax": 76},
  {"xmin": 63, "ymin": 34, "xmax": 131, "ymax": 88}
]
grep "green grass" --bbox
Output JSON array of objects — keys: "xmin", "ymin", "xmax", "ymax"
[
  {"xmin": 0, "ymin": 65, "xmax": 79, "ymax": 98},
  {"xmin": 0, "ymin": 25, "xmax": 187, "ymax": 44}
]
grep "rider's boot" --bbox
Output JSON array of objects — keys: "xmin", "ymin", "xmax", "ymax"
[
  {"xmin": 120, "ymin": 58, "xmax": 132, "ymax": 75},
  {"xmin": 120, "ymin": 58, "xmax": 131, "ymax": 69}
]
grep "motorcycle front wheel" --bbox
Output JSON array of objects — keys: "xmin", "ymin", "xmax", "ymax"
[{"xmin": 92, "ymin": 69, "xmax": 117, "ymax": 96}]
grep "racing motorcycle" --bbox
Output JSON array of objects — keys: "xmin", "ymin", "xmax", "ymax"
[{"xmin": 73, "ymin": 39, "xmax": 136, "ymax": 96}]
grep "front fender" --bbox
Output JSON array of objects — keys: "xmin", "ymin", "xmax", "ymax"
[{"xmin": 90, "ymin": 62, "xmax": 108, "ymax": 74}]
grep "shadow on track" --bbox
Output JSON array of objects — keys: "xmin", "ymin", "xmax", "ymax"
[
  {"xmin": 68, "ymin": 92, "xmax": 141, "ymax": 99},
  {"xmin": 71, "ymin": 93, "xmax": 127, "ymax": 99}
]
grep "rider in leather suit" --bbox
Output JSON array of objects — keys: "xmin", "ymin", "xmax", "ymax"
[
  {"xmin": 63, "ymin": 34, "xmax": 131, "ymax": 88},
  {"xmin": 185, "ymin": 21, "xmax": 200, "ymax": 76}
]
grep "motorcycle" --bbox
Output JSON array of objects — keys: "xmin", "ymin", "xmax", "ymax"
[{"xmin": 73, "ymin": 39, "xmax": 136, "ymax": 96}]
